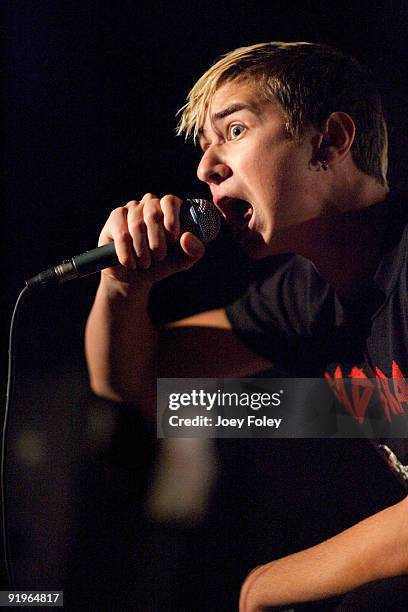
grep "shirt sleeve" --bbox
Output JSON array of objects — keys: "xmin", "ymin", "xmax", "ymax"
[{"xmin": 225, "ymin": 256, "xmax": 343, "ymax": 373}]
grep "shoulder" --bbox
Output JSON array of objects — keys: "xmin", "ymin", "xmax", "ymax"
[{"xmin": 374, "ymin": 190, "xmax": 408, "ymax": 296}]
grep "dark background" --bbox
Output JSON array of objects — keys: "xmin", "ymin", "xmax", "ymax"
[{"xmin": 2, "ymin": 1, "xmax": 408, "ymax": 610}]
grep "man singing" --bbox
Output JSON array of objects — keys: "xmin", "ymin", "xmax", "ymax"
[{"xmin": 85, "ymin": 42, "xmax": 408, "ymax": 610}]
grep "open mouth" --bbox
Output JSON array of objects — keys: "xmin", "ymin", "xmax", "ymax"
[{"xmin": 216, "ymin": 197, "xmax": 254, "ymax": 241}]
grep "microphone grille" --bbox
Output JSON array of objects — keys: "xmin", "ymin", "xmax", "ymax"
[{"xmin": 182, "ymin": 198, "xmax": 221, "ymax": 243}]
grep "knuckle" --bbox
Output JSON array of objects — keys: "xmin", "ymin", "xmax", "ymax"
[
  {"xmin": 161, "ymin": 194, "xmax": 182, "ymax": 206},
  {"xmin": 109, "ymin": 206, "xmax": 126, "ymax": 220},
  {"xmin": 141, "ymin": 192, "xmax": 159, "ymax": 201},
  {"xmin": 128, "ymin": 216, "xmax": 145, "ymax": 234},
  {"xmin": 144, "ymin": 205, "xmax": 164, "ymax": 223},
  {"xmin": 113, "ymin": 229, "xmax": 130, "ymax": 244}
]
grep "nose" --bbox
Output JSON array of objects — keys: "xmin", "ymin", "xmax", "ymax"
[{"xmin": 197, "ymin": 146, "xmax": 232, "ymax": 185}]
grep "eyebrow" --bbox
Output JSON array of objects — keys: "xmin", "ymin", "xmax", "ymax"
[
  {"xmin": 198, "ymin": 102, "xmax": 260, "ymax": 138},
  {"xmin": 213, "ymin": 102, "xmax": 260, "ymax": 122}
]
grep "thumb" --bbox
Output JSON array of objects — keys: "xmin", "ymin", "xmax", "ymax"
[{"xmin": 179, "ymin": 232, "xmax": 205, "ymax": 263}]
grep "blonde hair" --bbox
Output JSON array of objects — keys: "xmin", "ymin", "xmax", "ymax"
[{"xmin": 177, "ymin": 42, "xmax": 388, "ymax": 187}]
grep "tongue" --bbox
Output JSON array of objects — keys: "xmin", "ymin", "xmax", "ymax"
[
  {"xmin": 227, "ymin": 201, "xmax": 253, "ymax": 241},
  {"xmin": 231, "ymin": 199, "xmax": 252, "ymax": 227}
]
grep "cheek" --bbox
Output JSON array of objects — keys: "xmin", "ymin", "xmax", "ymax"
[
  {"xmin": 252, "ymin": 158, "xmax": 288, "ymax": 203},
  {"xmin": 248, "ymin": 152, "xmax": 279, "ymax": 190},
  {"xmin": 253, "ymin": 140, "xmax": 295, "ymax": 185}
]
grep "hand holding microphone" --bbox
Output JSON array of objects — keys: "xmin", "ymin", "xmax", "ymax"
[
  {"xmin": 99, "ymin": 194, "xmax": 210, "ymax": 286},
  {"xmin": 26, "ymin": 194, "xmax": 221, "ymax": 287}
]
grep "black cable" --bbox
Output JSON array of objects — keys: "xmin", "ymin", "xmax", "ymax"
[{"xmin": 2, "ymin": 285, "xmax": 29, "ymax": 588}]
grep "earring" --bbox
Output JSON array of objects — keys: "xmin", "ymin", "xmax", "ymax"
[{"xmin": 321, "ymin": 160, "xmax": 329, "ymax": 171}]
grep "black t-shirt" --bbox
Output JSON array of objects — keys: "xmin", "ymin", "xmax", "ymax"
[{"xmin": 226, "ymin": 190, "xmax": 408, "ymax": 488}]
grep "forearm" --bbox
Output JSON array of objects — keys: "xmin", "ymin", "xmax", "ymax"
[
  {"xmin": 240, "ymin": 495, "xmax": 408, "ymax": 612},
  {"xmin": 85, "ymin": 274, "xmax": 157, "ymax": 408}
]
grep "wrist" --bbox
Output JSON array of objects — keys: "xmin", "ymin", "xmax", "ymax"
[{"xmin": 99, "ymin": 271, "xmax": 153, "ymax": 299}]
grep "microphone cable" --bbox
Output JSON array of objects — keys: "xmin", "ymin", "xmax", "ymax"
[
  {"xmin": 2, "ymin": 285, "xmax": 29, "ymax": 588},
  {"xmin": 1, "ymin": 199, "xmax": 220, "ymax": 587}
]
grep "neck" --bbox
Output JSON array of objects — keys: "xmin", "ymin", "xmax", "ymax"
[
  {"xmin": 276, "ymin": 181, "xmax": 390, "ymax": 298},
  {"xmin": 304, "ymin": 205, "xmax": 388, "ymax": 298}
]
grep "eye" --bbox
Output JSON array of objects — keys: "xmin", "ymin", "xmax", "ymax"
[{"xmin": 229, "ymin": 124, "xmax": 246, "ymax": 139}]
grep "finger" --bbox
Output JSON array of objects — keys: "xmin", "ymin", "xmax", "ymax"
[
  {"xmin": 143, "ymin": 198, "xmax": 168, "ymax": 261},
  {"xmin": 160, "ymin": 194, "xmax": 183, "ymax": 242},
  {"xmin": 126, "ymin": 203, "xmax": 151, "ymax": 269},
  {"xmin": 179, "ymin": 232, "xmax": 205, "ymax": 264},
  {"xmin": 103, "ymin": 207, "xmax": 137, "ymax": 269}
]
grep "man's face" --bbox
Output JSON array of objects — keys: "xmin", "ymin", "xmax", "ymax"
[{"xmin": 197, "ymin": 79, "xmax": 323, "ymax": 257}]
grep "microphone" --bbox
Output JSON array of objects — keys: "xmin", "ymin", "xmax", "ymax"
[{"xmin": 26, "ymin": 198, "xmax": 221, "ymax": 287}]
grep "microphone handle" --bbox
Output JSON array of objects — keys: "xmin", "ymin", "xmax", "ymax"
[
  {"xmin": 73, "ymin": 242, "xmax": 118, "ymax": 277},
  {"xmin": 26, "ymin": 243, "xmax": 118, "ymax": 287}
]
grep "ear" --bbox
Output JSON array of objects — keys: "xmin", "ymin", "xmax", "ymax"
[{"xmin": 316, "ymin": 112, "xmax": 356, "ymax": 166}]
